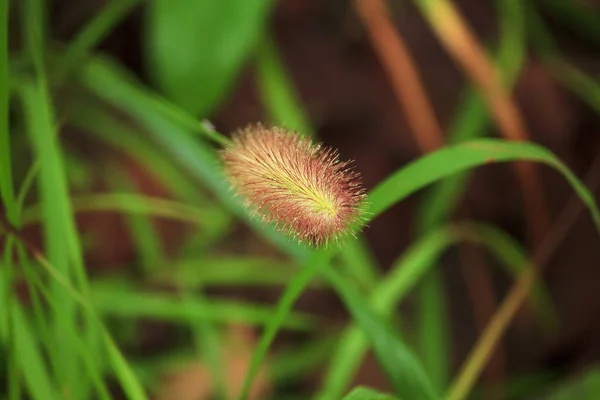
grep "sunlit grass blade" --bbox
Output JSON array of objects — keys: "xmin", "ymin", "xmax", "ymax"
[{"xmin": 318, "ymin": 222, "xmax": 555, "ymax": 400}]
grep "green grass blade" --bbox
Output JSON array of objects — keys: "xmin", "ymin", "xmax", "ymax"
[
  {"xmin": 535, "ymin": 0, "xmax": 600, "ymax": 47},
  {"xmin": 11, "ymin": 303, "xmax": 59, "ymax": 399},
  {"xmin": 108, "ymin": 173, "xmax": 167, "ymax": 274},
  {"xmin": 181, "ymin": 289, "xmax": 229, "ymax": 400},
  {"xmin": 92, "ymin": 284, "xmax": 317, "ymax": 330},
  {"xmin": 368, "ymin": 140, "xmax": 600, "ymax": 233},
  {"xmin": 75, "ymin": 55, "xmax": 304, "ymax": 257},
  {"xmin": 56, "ymin": 0, "xmax": 141, "ymax": 82},
  {"xmin": 0, "ymin": 0, "xmax": 13, "ymax": 221},
  {"xmin": 237, "ymin": 249, "xmax": 335, "ymax": 400},
  {"xmin": 22, "ymin": 192, "xmax": 222, "ymax": 229},
  {"xmin": 546, "ymin": 366, "xmax": 600, "ymax": 400},
  {"xmin": 17, "ymin": 231, "xmax": 149, "ymax": 399},
  {"xmin": 415, "ymin": 0, "xmax": 526, "ymax": 388},
  {"xmin": 527, "ymin": 6, "xmax": 600, "ymax": 116},
  {"xmin": 159, "ymin": 257, "xmax": 315, "ymax": 288},
  {"xmin": 270, "ymin": 335, "xmax": 338, "ymax": 383},
  {"xmin": 318, "ymin": 222, "xmax": 554, "ymax": 400},
  {"xmin": 72, "ymin": 55, "xmax": 229, "ymax": 145},
  {"xmin": 102, "ymin": 328, "xmax": 147, "ymax": 400},
  {"xmin": 321, "ymin": 265, "xmax": 439, "ymax": 400},
  {"xmin": 18, "ymin": 78, "xmax": 84, "ymax": 395},
  {"xmin": 256, "ymin": 35, "xmax": 313, "ymax": 136},
  {"xmin": 341, "ymin": 387, "xmax": 398, "ymax": 400}
]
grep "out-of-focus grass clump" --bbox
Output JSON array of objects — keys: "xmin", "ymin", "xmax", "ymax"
[{"xmin": 2, "ymin": 1, "xmax": 600, "ymax": 400}]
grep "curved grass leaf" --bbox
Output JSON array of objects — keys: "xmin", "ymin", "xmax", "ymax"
[{"xmin": 368, "ymin": 140, "xmax": 600, "ymax": 233}]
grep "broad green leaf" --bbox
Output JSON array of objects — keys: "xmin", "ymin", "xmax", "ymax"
[{"xmin": 145, "ymin": 0, "xmax": 274, "ymax": 115}]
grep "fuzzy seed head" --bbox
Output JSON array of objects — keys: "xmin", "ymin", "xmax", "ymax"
[{"xmin": 221, "ymin": 124, "xmax": 367, "ymax": 247}]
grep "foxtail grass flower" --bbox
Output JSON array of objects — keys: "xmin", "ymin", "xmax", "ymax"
[{"xmin": 221, "ymin": 124, "xmax": 367, "ymax": 247}]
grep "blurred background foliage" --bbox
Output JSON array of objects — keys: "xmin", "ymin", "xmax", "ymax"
[{"xmin": 2, "ymin": 0, "xmax": 600, "ymax": 399}]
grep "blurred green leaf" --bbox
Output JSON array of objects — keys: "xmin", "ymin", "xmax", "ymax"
[
  {"xmin": 75, "ymin": 54, "xmax": 305, "ymax": 256},
  {"xmin": 238, "ymin": 250, "xmax": 335, "ymax": 400},
  {"xmin": 321, "ymin": 265, "xmax": 440, "ymax": 400},
  {"xmin": 535, "ymin": 0, "xmax": 600, "ymax": 47},
  {"xmin": 92, "ymin": 284, "xmax": 317, "ymax": 330},
  {"xmin": 545, "ymin": 366, "xmax": 600, "ymax": 400},
  {"xmin": 145, "ymin": 0, "xmax": 274, "ymax": 116},
  {"xmin": 19, "ymin": 77, "xmax": 87, "ymax": 397},
  {"xmin": 0, "ymin": 0, "xmax": 13, "ymax": 221},
  {"xmin": 526, "ymin": 5, "xmax": 600, "ymax": 116},
  {"xmin": 10, "ymin": 304, "xmax": 59, "ymax": 400},
  {"xmin": 318, "ymin": 222, "xmax": 555, "ymax": 400},
  {"xmin": 341, "ymin": 387, "xmax": 399, "ymax": 400}
]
